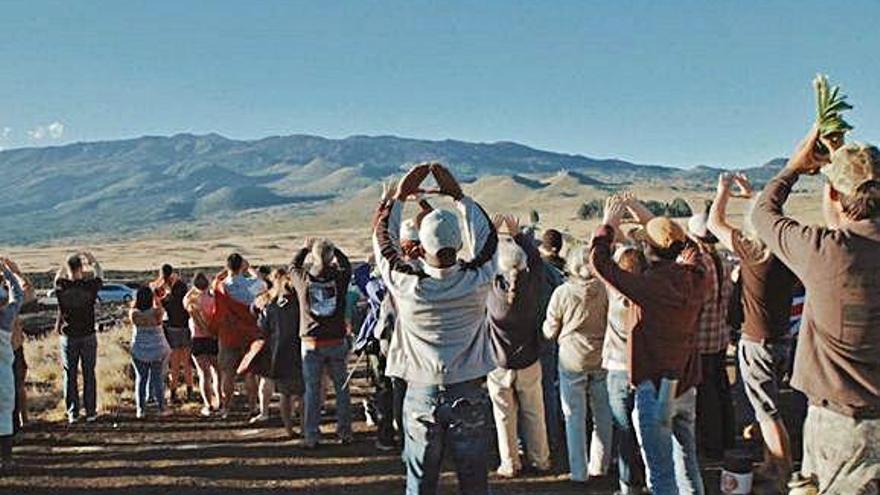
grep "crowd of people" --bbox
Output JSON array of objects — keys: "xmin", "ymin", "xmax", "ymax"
[{"xmin": 0, "ymin": 130, "xmax": 878, "ymax": 495}]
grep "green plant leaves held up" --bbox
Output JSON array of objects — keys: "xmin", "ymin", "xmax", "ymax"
[{"xmin": 813, "ymin": 74, "xmax": 854, "ymax": 136}]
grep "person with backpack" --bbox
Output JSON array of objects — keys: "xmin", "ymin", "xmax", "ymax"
[{"xmin": 289, "ymin": 237, "xmax": 353, "ymax": 448}]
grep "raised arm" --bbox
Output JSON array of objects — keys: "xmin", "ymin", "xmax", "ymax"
[
  {"xmin": 373, "ymin": 166, "xmax": 431, "ymax": 282},
  {"xmin": 291, "ymin": 244, "xmax": 310, "ymax": 270},
  {"xmin": 1, "ymin": 262, "xmax": 25, "ymax": 315},
  {"xmin": 751, "ymin": 129, "xmax": 830, "ymax": 274},
  {"xmin": 622, "ymin": 192, "xmax": 656, "ymax": 225},
  {"xmin": 589, "ymin": 196, "xmax": 653, "ymax": 305},
  {"xmin": 82, "ymin": 252, "xmax": 104, "ymax": 280},
  {"xmin": 430, "ymin": 162, "xmax": 497, "ymax": 265},
  {"xmin": 334, "ymin": 248, "xmax": 351, "ymax": 281},
  {"xmin": 707, "ymin": 173, "xmax": 737, "ymax": 252}
]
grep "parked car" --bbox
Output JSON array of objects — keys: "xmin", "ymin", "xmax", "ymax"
[
  {"xmin": 97, "ymin": 283, "xmax": 136, "ymax": 303},
  {"xmin": 39, "ymin": 282, "xmax": 136, "ymax": 306}
]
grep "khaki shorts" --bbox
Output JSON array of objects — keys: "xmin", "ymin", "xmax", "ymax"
[
  {"xmin": 218, "ymin": 345, "xmax": 245, "ymax": 372},
  {"xmin": 801, "ymin": 405, "xmax": 880, "ymax": 494}
]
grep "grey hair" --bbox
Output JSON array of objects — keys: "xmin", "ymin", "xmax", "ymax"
[
  {"xmin": 311, "ymin": 238, "xmax": 335, "ymax": 265},
  {"xmin": 567, "ymin": 244, "xmax": 592, "ymax": 280},
  {"xmin": 496, "ymin": 236, "xmax": 527, "ymax": 273}
]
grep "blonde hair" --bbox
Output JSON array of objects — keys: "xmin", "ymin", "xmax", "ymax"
[{"xmin": 566, "ymin": 244, "xmax": 592, "ymax": 280}]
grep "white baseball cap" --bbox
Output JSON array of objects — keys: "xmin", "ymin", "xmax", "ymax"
[
  {"xmin": 419, "ymin": 209, "xmax": 462, "ymax": 256},
  {"xmin": 400, "ymin": 218, "xmax": 420, "ymax": 242}
]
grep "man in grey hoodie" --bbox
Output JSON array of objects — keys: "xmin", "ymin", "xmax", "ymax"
[{"xmin": 373, "ymin": 162, "xmax": 498, "ymax": 495}]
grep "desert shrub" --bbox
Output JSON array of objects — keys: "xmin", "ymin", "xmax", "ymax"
[
  {"xmin": 577, "ymin": 199, "xmax": 604, "ymax": 220},
  {"xmin": 644, "ymin": 200, "xmax": 668, "ymax": 216},
  {"xmin": 666, "ymin": 197, "xmax": 693, "ymax": 218},
  {"xmin": 529, "ymin": 209, "xmax": 540, "ymax": 225},
  {"xmin": 24, "ymin": 325, "xmax": 137, "ymax": 421}
]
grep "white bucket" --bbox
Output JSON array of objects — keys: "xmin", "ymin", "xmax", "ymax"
[{"xmin": 720, "ymin": 469, "xmax": 754, "ymax": 494}]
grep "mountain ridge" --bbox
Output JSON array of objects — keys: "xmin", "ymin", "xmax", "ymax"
[{"xmin": 0, "ymin": 132, "xmax": 785, "ymax": 244}]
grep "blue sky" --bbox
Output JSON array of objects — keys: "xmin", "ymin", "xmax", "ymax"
[{"xmin": 1, "ymin": 1, "xmax": 878, "ymax": 168}]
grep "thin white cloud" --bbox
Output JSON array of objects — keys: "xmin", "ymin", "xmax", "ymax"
[
  {"xmin": 0, "ymin": 127, "xmax": 10, "ymax": 140},
  {"xmin": 28, "ymin": 121, "xmax": 65, "ymax": 140}
]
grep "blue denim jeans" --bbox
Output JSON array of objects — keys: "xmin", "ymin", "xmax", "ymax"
[
  {"xmin": 302, "ymin": 341, "xmax": 351, "ymax": 445},
  {"xmin": 403, "ymin": 380, "xmax": 491, "ymax": 495},
  {"xmin": 539, "ymin": 340, "xmax": 564, "ymax": 461},
  {"xmin": 633, "ymin": 381, "xmax": 704, "ymax": 495},
  {"xmin": 133, "ymin": 358, "xmax": 166, "ymax": 414},
  {"xmin": 60, "ymin": 334, "xmax": 98, "ymax": 419},
  {"xmin": 606, "ymin": 370, "xmax": 646, "ymax": 494},
  {"xmin": 559, "ymin": 368, "xmax": 613, "ymax": 481}
]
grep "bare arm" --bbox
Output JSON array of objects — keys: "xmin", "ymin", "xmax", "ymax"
[
  {"xmin": 82, "ymin": 252, "xmax": 104, "ymax": 280},
  {"xmin": 623, "ymin": 192, "xmax": 655, "ymax": 225},
  {"xmin": 707, "ymin": 173, "xmax": 736, "ymax": 252}
]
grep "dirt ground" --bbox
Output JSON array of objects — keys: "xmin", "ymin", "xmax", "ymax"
[{"xmin": 1, "ymin": 364, "xmax": 790, "ymax": 495}]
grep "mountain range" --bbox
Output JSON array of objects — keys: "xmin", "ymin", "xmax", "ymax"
[{"xmin": 0, "ymin": 133, "xmax": 786, "ymax": 244}]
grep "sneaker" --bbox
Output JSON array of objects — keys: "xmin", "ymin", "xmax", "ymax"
[
  {"xmin": 249, "ymin": 413, "xmax": 270, "ymax": 425},
  {"xmin": 496, "ymin": 466, "xmax": 520, "ymax": 478},
  {"xmin": 218, "ymin": 407, "xmax": 229, "ymax": 420},
  {"xmin": 67, "ymin": 415, "xmax": 79, "ymax": 425},
  {"xmin": 85, "ymin": 415, "xmax": 98, "ymax": 423},
  {"xmin": 136, "ymin": 410, "xmax": 146, "ymax": 419},
  {"xmin": 199, "ymin": 406, "xmax": 212, "ymax": 417}
]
